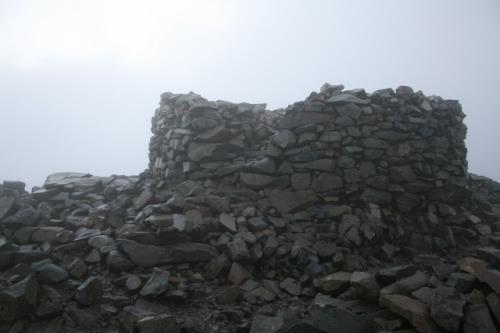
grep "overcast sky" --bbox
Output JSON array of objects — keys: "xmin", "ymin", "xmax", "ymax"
[{"xmin": 0, "ymin": 0, "xmax": 499, "ymax": 190}]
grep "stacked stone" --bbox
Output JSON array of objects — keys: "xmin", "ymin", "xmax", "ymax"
[
  {"xmin": 149, "ymin": 91, "xmax": 278, "ymax": 184},
  {"xmin": 149, "ymin": 84, "xmax": 469, "ymax": 212},
  {"xmin": 2, "ymin": 85, "xmax": 496, "ymax": 333}
]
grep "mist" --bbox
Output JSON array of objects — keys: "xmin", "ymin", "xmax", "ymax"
[{"xmin": 1, "ymin": 0, "xmax": 499, "ymax": 190}]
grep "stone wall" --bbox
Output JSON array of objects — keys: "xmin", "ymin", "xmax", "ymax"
[{"xmin": 149, "ymin": 84, "xmax": 468, "ymax": 213}]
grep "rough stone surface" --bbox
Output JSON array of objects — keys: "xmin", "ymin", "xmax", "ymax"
[
  {"xmin": 75, "ymin": 276, "xmax": 102, "ymax": 306},
  {"xmin": 430, "ymin": 286, "xmax": 466, "ymax": 332},
  {"xmin": 0, "ymin": 84, "xmax": 495, "ymax": 333},
  {"xmin": 140, "ymin": 268, "xmax": 171, "ymax": 297}
]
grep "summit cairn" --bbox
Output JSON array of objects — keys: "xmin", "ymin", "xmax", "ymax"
[{"xmin": 1, "ymin": 84, "xmax": 499, "ymax": 333}]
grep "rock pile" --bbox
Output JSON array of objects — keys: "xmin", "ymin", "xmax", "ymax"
[
  {"xmin": 0, "ymin": 85, "xmax": 499, "ymax": 333},
  {"xmin": 149, "ymin": 84, "xmax": 468, "ymax": 212}
]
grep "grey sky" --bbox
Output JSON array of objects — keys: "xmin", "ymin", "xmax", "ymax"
[{"xmin": 1, "ymin": 0, "xmax": 499, "ymax": 190}]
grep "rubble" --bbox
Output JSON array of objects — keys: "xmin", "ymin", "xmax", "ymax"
[{"xmin": 0, "ymin": 84, "xmax": 499, "ymax": 332}]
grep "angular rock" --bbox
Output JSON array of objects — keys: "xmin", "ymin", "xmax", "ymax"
[
  {"xmin": 195, "ymin": 125, "xmax": 232, "ymax": 142},
  {"xmin": 430, "ymin": 286, "xmax": 465, "ymax": 332},
  {"xmin": 85, "ymin": 248, "xmax": 101, "ymax": 263},
  {"xmin": 380, "ymin": 271, "xmax": 429, "ymax": 296},
  {"xmin": 117, "ymin": 239, "xmax": 218, "ymax": 267},
  {"xmin": 68, "ymin": 258, "xmax": 88, "ymax": 279},
  {"xmin": 228, "ymin": 238, "xmax": 251, "ymax": 262},
  {"xmin": 294, "ymin": 159, "xmax": 336, "ymax": 172},
  {"xmin": 486, "ymin": 292, "xmax": 500, "ymax": 324},
  {"xmin": 107, "ymin": 250, "xmax": 135, "ymax": 271},
  {"xmin": 380, "ymin": 294, "xmax": 441, "ymax": 333},
  {"xmin": 240, "ymin": 172, "xmax": 274, "ymax": 189},
  {"xmin": 44, "ymin": 172, "xmax": 102, "ymax": 189},
  {"xmin": 311, "ymin": 173, "xmax": 344, "ymax": 192},
  {"xmin": 313, "ymin": 241, "xmax": 337, "ymax": 258},
  {"xmin": 126, "ymin": 274, "xmax": 143, "ymax": 291},
  {"xmin": 0, "ymin": 194, "xmax": 17, "ymax": 221},
  {"xmin": 140, "ymin": 268, "xmax": 171, "ymax": 297},
  {"xmin": 280, "ymin": 278, "xmax": 302, "ymax": 296},
  {"xmin": 278, "ymin": 112, "xmax": 330, "ymax": 129},
  {"xmin": 187, "ymin": 142, "xmax": 218, "ymax": 162},
  {"xmin": 326, "ymin": 93, "xmax": 369, "ymax": 105},
  {"xmin": 75, "ymin": 276, "xmax": 102, "ymax": 306},
  {"xmin": 351, "ymin": 271, "xmax": 379, "ymax": 300},
  {"xmin": 268, "ymin": 190, "xmax": 317, "ymax": 214},
  {"xmin": 66, "ymin": 305, "xmax": 99, "ymax": 329},
  {"xmin": 0, "ymin": 241, "xmax": 16, "ymax": 270},
  {"xmin": 88, "ymin": 235, "xmax": 115, "ymax": 249},
  {"xmin": 463, "ymin": 303, "xmax": 497, "ymax": 333},
  {"xmin": 320, "ymin": 272, "xmax": 352, "ymax": 295},
  {"xmin": 219, "ymin": 213, "xmax": 237, "ymax": 232},
  {"xmin": 282, "ymin": 307, "xmax": 373, "ymax": 333},
  {"xmin": 319, "ymin": 131, "xmax": 342, "ymax": 142},
  {"xmin": 31, "ymin": 227, "xmax": 64, "ymax": 242},
  {"xmin": 228, "ymin": 263, "xmax": 251, "ymax": 286},
  {"xmin": 161, "ymin": 243, "xmax": 218, "ymax": 264},
  {"xmin": 272, "ymin": 130, "xmax": 296, "ymax": 149},
  {"xmin": 291, "ymin": 173, "xmax": 311, "ymax": 190},
  {"xmin": 0, "ymin": 274, "xmax": 40, "ymax": 324},
  {"xmin": 133, "ymin": 188, "xmax": 154, "ymax": 210},
  {"xmin": 250, "ymin": 158, "xmax": 277, "ymax": 174},
  {"xmin": 361, "ymin": 188, "xmax": 392, "ymax": 205},
  {"xmin": 396, "ymin": 193, "xmax": 421, "ymax": 212},
  {"xmin": 412, "ymin": 287, "xmax": 435, "ymax": 305},
  {"xmin": 250, "ymin": 315, "xmax": 284, "ymax": 333},
  {"xmin": 136, "ymin": 314, "xmax": 181, "ymax": 333},
  {"xmin": 32, "ymin": 261, "xmax": 68, "ymax": 284},
  {"xmin": 378, "ymin": 265, "xmax": 418, "ymax": 284}
]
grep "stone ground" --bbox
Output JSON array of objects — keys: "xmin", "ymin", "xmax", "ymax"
[{"xmin": 0, "ymin": 172, "xmax": 499, "ymax": 332}]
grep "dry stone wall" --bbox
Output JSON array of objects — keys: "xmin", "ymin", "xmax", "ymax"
[{"xmin": 149, "ymin": 84, "xmax": 468, "ymax": 213}]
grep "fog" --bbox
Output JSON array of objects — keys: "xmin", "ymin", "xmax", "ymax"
[{"xmin": 1, "ymin": 0, "xmax": 499, "ymax": 190}]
